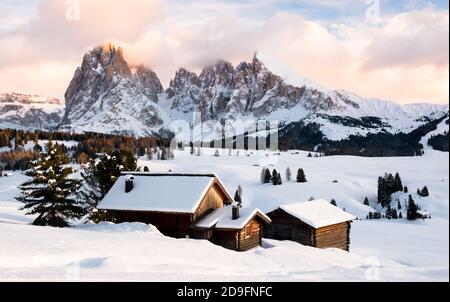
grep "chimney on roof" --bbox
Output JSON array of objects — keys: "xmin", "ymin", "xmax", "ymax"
[
  {"xmin": 125, "ymin": 175, "xmax": 134, "ymax": 193},
  {"xmin": 232, "ymin": 202, "xmax": 240, "ymax": 220}
]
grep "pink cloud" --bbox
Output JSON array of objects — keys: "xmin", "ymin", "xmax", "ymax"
[{"xmin": 0, "ymin": 1, "xmax": 448, "ymax": 105}]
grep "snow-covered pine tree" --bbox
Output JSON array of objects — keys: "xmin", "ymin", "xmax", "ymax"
[
  {"xmin": 296, "ymin": 168, "xmax": 307, "ymax": 183},
  {"xmin": 264, "ymin": 168, "xmax": 272, "ymax": 184},
  {"xmin": 16, "ymin": 141, "xmax": 85, "ymax": 227},
  {"xmin": 260, "ymin": 168, "xmax": 267, "ymax": 184},
  {"xmin": 407, "ymin": 195, "xmax": 418, "ymax": 220},
  {"xmin": 80, "ymin": 150, "xmax": 137, "ymax": 222},
  {"xmin": 234, "ymin": 190, "xmax": 242, "ymax": 205},
  {"xmin": 421, "ymin": 186, "xmax": 429, "ymax": 197},
  {"xmin": 272, "ymin": 169, "xmax": 279, "ymax": 186},
  {"xmin": 330, "ymin": 199, "xmax": 337, "ymax": 207},
  {"xmin": 277, "ymin": 172, "xmax": 283, "ymax": 185},
  {"xmin": 394, "ymin": 172, "xmax": 403, "ymax": 192},
  {"xmin": 364, "ymin": 197, "xmax": 370, "ymax": 206},
  {"xmin": 285, "ymin": 167, "xmax": 292, "ymax": 182}
]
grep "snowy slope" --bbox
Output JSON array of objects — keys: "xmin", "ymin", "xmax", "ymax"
[{"xmin": 1, "ymin": 149, "xmax": 448, "ymax": 281}]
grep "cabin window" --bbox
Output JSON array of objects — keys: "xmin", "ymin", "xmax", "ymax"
[{"xmin": 243, "ymin": 224, "xmax": 253, "ymax": 239}]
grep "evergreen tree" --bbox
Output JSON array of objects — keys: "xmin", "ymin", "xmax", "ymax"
[
  {"xmin": 363, "ymin": 197, "xmax": 370, "ymax": 206},
  {"xmin": 420, "ymin": 186, "xmax": 429, "ymax": 197},
  {"xmin": 285, "ymin": 167, "xmax": 292, "ymax": 182},
  {"xmin": 79, "ymin": 150, "xmax": 137, "ymax": 221},
  {"xmin": 277, "ymin": 172, "xmax": 283, "ymax": 185},
  {"xmin": 377, "ymin": 176, "xmax": 391, "ymax": 208},
  {"xmin": 16, "ymin": 141, "xmax": 85, "ymax": 227},
  {"xmin": 260, "ymin": 168, "xmax": 267, "ymax": 184},
  {"xmin": 368, "ymin": 212, "xmax": 373, "ymax": 219},
  {"xmin": 307, "ymin": 152, "xmax": 312, "ymax": 158},
  {"xmin": 234, "ymin": 190, "xmax": 242, "ymax": 205},
  {"xmin": 330, "ymin": 199, "xmax": 337, "ymax": 207},
  {"xmin": 238, "ymin": 185, "xmax": 243, "ymax": 197},
  {"xmin": 404, "ymin": 186, "xmax": 408, "ymax": 193},
  {"xmin": 397, "ymin": 200, "xmax": 402, "ymax": 210},
  {"xmin": 264, "ymin": 168, "xmax": 272, "ymax": 184},
  {"xmin": 399, "ymin": 212, "xmax": 403, "ymax": 219},
  {"xmin": 394, "ymin": 172, "xmax": 403, "ymax": 192},
  {"xmin": 296, "ymin": 168, "xmax": 307, "ymax": 183},
  {"xmin": 272, "ymin": 169, "xmax": 279, "ymax": 186},
  {"xmin": 214, "ymin": 149, "xmax": 220, "ymax": 157},
  {"xmin": 407, "ymin": 195, "xmax": 418, "ymax": 220},
  {"xmin": 417, "ymin": 188, "xmax": 421, "ymax": 196}
]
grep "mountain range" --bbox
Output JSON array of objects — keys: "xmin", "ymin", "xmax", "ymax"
[{"xmin": 1, "ymin": 43, "xmax": 448, "ymax": 153}]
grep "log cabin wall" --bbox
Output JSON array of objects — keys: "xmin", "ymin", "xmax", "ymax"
[
  {"xmin": 237, "ymin": 218, "xmax": 263, "ymax": 251},
  {"xmin": 263, "ymin": 208, "xmax": 315, "ymax": 246},
  {"xmin": 212, "ymin": 230, "xmax": 239, "ymax": 251},
  {"xmin": 314, "ymin": 222, "xmax": 351, "ymax": 251},
  {"xmin": 114, "ymin": 210, "xmax": 192, "ymax": 238}
]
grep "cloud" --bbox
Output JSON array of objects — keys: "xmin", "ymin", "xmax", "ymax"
[
  {"xmin": 0, "ymin": 0, "xmax": 162, "ymax": 67},
  {"xmin": 0, "ymin": 0, "xmax": 448, "ymax": 104},
  {"xmin": 362, "ymin": 10, "xmax": 449, "ymax": 70}
]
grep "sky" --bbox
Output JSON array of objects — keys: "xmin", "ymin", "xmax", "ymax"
[{"xmin": 0, "ymin": 0, "xmax": 448, "ymax": 104}]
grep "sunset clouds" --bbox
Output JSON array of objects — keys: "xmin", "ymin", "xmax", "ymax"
[{"xmin": 0, "ymin": 0, "xmax": 448, "ymax": 104}]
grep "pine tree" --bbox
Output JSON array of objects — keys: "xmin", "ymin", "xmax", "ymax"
[
  {"xmin": 399, "ymin": 212, "xmax": 403, "ymax": 219},
  {"xmin": 234, "ymin": 190, "xmax": 242, "ymax": 205},
  {"xmin": 238, "ymin": 185, "xmax": 243, "ymax": 197},
  {"xmin": 277, "ymin": 172, "xmax": 283, "ymax": 185},
  {"xmin": 404, "ymin": 186, "xmax": 408, "ymax": 193},
  {"xmin": 417, "ymin": 188, "xmax": 421, "ymax": 196},
  {"xmin": 307, "ymin": 152, "xmax": 312, "ymax": 158},
  {"xmin": 285, "ymin": 167, "xmax": 292, "ymax": 182},
  {"xmin": 407, "ymin": 195, "xmax": 418, "ymax": 220},
  {"xmin": 214, "ymin": 150, "xmax": 220, "ymax": 157},
  {"xmin": 260, "ymin": 168, "xmax": 267, "ymax": 184},
  {"xmin": 364, "ymin": 197, "xmax": 370, "ymax": 206},
  {"xmin": 80, "ymin": 150, "xmax": 137, "ymax": 221},
  {"xmin": 397, "ymin": 200, "xmax": 402, "ymax": 210},
  {"xmin": 272, "ymin": 169, "xmax": 279, "ymax": 186},
  {"xmin": 296, "ymin": 168, "xmax": 307, "ymax": 183},
  {"xmin": 421, "ymin": 186, "xmax": 429, "ymax": 197},
  {"xmin": 264, "ymin": 168, "xmax": 272, "ymax": 184},
  {"xmin": 331, "ymin": 199, "xmax": 337, "ymax": 207},
  {"xmin": 16, "ymin": 141, "xmax": 85, "ymax": 227},
  {"xmin": 394, "ymin": 172, "xmax": 403, "ymax": 192}
]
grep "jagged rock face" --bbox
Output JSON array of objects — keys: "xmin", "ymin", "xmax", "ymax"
[
  {"xmin": 0, "ymin": 93, "xmax": 64, "ymax": 130},
  {"xmin": 165, "ymin": 55, "xmax": 355, "ymax": 121},
  {"xmin": 61, "ymin": 44, "xmax": 164, "ymax": 135},
  {"xmin": 56, "ymin": 44, "xmax": 448, "ymax": 139}
]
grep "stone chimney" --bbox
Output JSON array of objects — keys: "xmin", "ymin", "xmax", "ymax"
[{"xmin": 125, "ymin": 175, "xmax": 134, "ymax": 193}]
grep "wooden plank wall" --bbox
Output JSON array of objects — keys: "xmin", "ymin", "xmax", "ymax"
[{"xmin": 238, "ymin": 218, "xmax": 262, "ymax": 251}]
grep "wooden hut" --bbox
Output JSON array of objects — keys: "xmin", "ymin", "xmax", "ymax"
[
  {"xmin": 263, "ymin": 200, "xmax": 355, "ymax": 251},
  {"xmin": 98, "ymin": 173, "xmax": 270, "ymax": 251},
  {"xmin": 194, "ymin": 204, "xmax": 271, "ymax": 251}
]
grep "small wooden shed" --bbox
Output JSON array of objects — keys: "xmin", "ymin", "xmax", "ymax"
[
  {"xmin": 194, "ymin": 205, "xmax": 271, "ymax": 251},
  {"xmin": 263, "ymin": 200, "xmax": 355, "ymax": 251}
]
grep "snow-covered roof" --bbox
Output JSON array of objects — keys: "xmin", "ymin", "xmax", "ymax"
[
  {"xmin": 278, "ymin": 199, "xmax": 356, "ymax": 229},
  {"xmin": 98, "ymin": 173, "xmax": 228, "ymax": 213},
  {"xmin": 196, "ymin": 206, "xmax": 271, "ymax": 230}
]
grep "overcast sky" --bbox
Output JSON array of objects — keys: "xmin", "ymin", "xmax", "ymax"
[{"xmin": 0, "ymin": 0, "xmax": 448, "ymax": 104}]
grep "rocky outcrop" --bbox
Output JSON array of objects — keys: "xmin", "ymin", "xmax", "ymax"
[{"xmin": 0, "ymin": 93, "xmax": 64, "ymax": 130}]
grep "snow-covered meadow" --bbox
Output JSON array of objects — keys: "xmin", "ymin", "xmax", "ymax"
[{"xmin": 0, "ymin": 148, "xmax": 448, "ymax": 281}]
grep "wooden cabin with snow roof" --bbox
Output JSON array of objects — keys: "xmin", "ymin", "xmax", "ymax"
[
  {"xmin": 263, "ymin": 200, "xmax": 355, "ymax": 251},
  {"xmin": 98, "ymin": 173, "xmax": 271, "ymax": 251}
]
